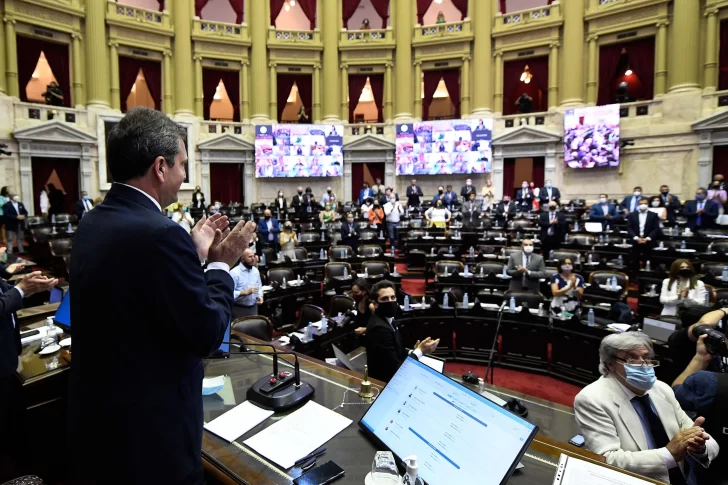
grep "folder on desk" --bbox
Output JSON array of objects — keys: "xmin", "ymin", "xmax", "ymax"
[{"xmin": 552, "ymin": 454, "xmax": 656, "ymax": 485}]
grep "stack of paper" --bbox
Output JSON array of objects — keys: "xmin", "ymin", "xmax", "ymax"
[
  {"xmin": 204, "ymin": 401, "xmax": 274, "ymax": 442},
  {"xmin": 553, "ymin": 454, "xmax": 653, "ymax": 485}
]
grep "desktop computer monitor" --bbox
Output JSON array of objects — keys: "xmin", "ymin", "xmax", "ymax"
[
  {"xmin": 359, "ymin": 357, "xmax": 538, "ymax": 485},
  {"xmin": 49, "ymin": 287, "xmax": 63, "ymax": 304},
  {"xmin": 54, "ymin": 290, "xmax": 71, "ymax": 331}
]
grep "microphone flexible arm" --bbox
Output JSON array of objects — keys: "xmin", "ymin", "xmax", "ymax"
[
  {"xmin": 227, "ymin": 337, "xmax": 280, "ymax": 376},
  {"xmin": 484, "ymin": 301, "xmax": 508, "ymax": 385},
  {"xmin": 209, "ymin": 344, "xmax": 302, "ymax": 387}
]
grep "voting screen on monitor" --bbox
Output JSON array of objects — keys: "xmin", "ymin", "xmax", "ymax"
[{"xmin": 359, "ymin": 357, "xmax": 538, "ymax": 485}]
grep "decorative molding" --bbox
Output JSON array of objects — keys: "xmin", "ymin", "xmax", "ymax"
[
  {"xmin": 13, "ymin": 120, "xmax": 96, "ymax": 144},
  {"xmin": 343, "ymin": 134, "xmax": 395, "ymax": 151},
  {"xmin": 197, "ymin": 133, "xmax": 254, "ymax": 153},
  {"xmin": 492, "ymin": 125, "xmax": 562, "ymax": 145}
]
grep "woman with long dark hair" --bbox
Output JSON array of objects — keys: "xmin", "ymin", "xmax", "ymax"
[{"xmin": 660, "ymin": 259, "xmax": 706, "ymax": 316}]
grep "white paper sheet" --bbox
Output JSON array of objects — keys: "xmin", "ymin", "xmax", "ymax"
[
  {"xmin": 243, "ymin": 400, "xmax": 352, "ymax": 469},
  {"xmin": 607, "ymin": 323, "xmax": 632, "ymax": 332},
  {"xmin": 553, "ymin": 454, "xmax": 653, "ymax": 485},
  {"xmin": 204, "ymin": 401, "xmax": 274, "ymax": 443}
]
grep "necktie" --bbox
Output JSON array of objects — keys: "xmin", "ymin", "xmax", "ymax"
[
  {"xmin": 697, "ymin": 202, "xmax": 703, "ymax": 226},
  {"xmin": 632, "ymin": 395, "xmax": 687, "ymax": 485},
  {"xmin": 548, "ymin": 213, "xmax": 555, "ymax": 236},
  {"xmin": 631, "ymin": 197, "xmax": 637, "ymax": 213},
  {"xmin": 522, "ymin": 255, "xmax": 530, "ymax": 288}
]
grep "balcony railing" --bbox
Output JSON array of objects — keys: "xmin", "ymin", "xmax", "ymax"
[
  {"xmin": 339, "ymin": 28, "xmax": 395, "ymax": 49},
  {"xmin": 13, "ymin": 102, "xmax": 86, "ymax": 130},
  {"xmin": 199, "ymin": 121, "xmax": 251, "ymax": 138},
  {"xmin": 268, "ymin": 28, "xmax": 322, "ymax": 48},
  {"xmin": 106, "ymin": 1, "xmax": 172, "ymax": 33},
  {"xmin": 412, "ymin": 20, "xmax": 473, "ymax": 45},
  {"xmin": 617, "ymin": 99, "xmax": 662, "ymax": 120},
  {"xmin": 192, "ymin": 19, "xmax": 250, "ymax": 44},
  {"xmin": 701, "ymin": 90, "xmax": 728, "ymax": 117},
  {"xmin": 494, "ymin": 111, "xmax": 556, "ymax": 131},
  {"xmin": 494, "ymin": 2, "xmax": 561, "ymax": 34}
]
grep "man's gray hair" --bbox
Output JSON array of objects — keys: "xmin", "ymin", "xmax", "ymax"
[{"xmin": 599, "ymin": 332, "xmax": 654, "ymax": 376}]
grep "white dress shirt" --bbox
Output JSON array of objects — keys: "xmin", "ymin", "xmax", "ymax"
[
  {"xmin": 633, "ymin": 211, "xmax": 650, "ymax": 240},
  {"xmin": 82, "ymin": 199, "xmax": 93, "ymax": 212},
  {"xmin": 115, "ymin": 183, "xmax": 162, "ymax": 212},
  {"xmin": 384, "ymin": 201, "xmax": 403, "ymax": 223},
  {"xmin": 601, "ymin": 204, "xmax": 610, "ymax": 215}
]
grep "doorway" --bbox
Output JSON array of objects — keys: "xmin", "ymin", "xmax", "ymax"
[
  {"xmin": 502, "ymin": 157, "xmax": 545, "ymax": 199},
  {"xmin": 210, "ymin": 163, "xmax": 244, "ymax": 205},
  {"xmin": 31, "ymin": 157, "xmax": 80, "ymax": 216},
  {"xmin": 352, "ymin": 162, "xmax": 385, "ymax": 201}
]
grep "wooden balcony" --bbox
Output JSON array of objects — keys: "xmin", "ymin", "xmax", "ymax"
[
  {"xmin": 339, "ymin": 28, "xmax": 395, "ymax": 50},
  {"xmin": 493, "ymin": 2, "xmax": 562, "ymax": 36},
  {"xmin": 192, "ymin": 19, "xmax": 250, "ymax": 46},
  {"xmin": 412, "ymin": 20, "xmax": 473, "ymax": 47},
  {"xmin": 267, "ymin": 28, "xmax": 322, "ymax": 50},
  {"xmin": 106, "ymin": 1, "xmax": 172, "ymax": 36}
]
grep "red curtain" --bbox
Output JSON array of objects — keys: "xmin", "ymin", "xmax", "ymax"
[
  {"xmin": 348, "ymin": 74, "xmax": 369, "ymax": 123},
  {"xmin": 228, "ymin": 0, "xmax": 243, "ymax": 23},
  {"xmin": 421, "ymin": 70, "xmax": 441, "ymax": 121},
  {"xmin": 499, "ymin": 0, "xmax": 506, "ymax": 13},
  {"xmin": 416, "ymin": 0, "xmax": 432, "ymax": 25},
  {"xmin": 31, "ymin": 157, "xmax": 79, "ymax": 215},
  {"xmin": 195, "ymin": 0, "xmax": 209, "ymax": 17},
  {"xmin": 441, "ymin": 69, "xmax": 461, "ymax": 119},
  {"xmin": 502, "ymin": 56, "xmax": 548, "ymax": 115},
  {"xmin": 270, "ymin": 0, "xmax": 285, "ymax": 25},
  {"xmin": 503, "ymin": 159, "xmax": 515, "ymax": 200},
  {"xmin": 202, "ymin": 68, "xmax": 222, "ymax": 120},
  {"xmin": 370, "ymin": 0, "xmax": 389, "ymax": 28},
  {"xmin": 298, "ymin": 0, "xmax": 317, "ymax": 29},
  {"xmin": 720, "ymin": 21, "xmax": 728, "ymax": 90},
  {"xmin": 210, "ymin": 163, "xmax": 242, "ymax": 204},
  {"xmin": 342, "ymin": 0, "xmax": 363, "ymax": 28},
  {"xmin": 451, "ymin": 0, "xmax": 468, "ymax": 20},
  {"xmin": 369, "ymin": 73, "xmax": 385, "ymax": 122},
  {"xmin": 277, "ymin": 74, "xmax": 312, "ymax": 122},
  {"xmin": 17, "ymin": 36, "xmax": 71, "ymax": 107},
  {"xmin": 598, "ymin": 38, "xmax": 655, "ymax": 106},
  {"xmin": 532, "ymin": 157, "xmax": 545, "ymax": 188},
  {"xmin": 352, "ymin": 163, "xmax": 384, "ymax": 199},
  {"xmin": 118, "ymin": 56, "xmax": 160, "ymax": 111},
  {"xmin": 713, "ymin": 146, "xmax": 728, "ymax": 179},
  {"xmin": 219, "ymin": 70, "xmax": 241, "ymax": 121},
  {"xmin": 158, "ymin": 0, "xmax": 165, "ymax": 11}
]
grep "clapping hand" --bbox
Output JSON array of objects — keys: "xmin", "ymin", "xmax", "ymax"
[
  {"xmin": 415, "ymin": 337, "xmax": 440, "ymax": 354},
  {"xmin": 191, "ymin": 213, "xmax": 230, "ymax": 261},
  {"xmin": 16, "ymin": 271, "xmax": 58, "ymax": 297},
  {"xmin": 208, "ymin": 220, "xmax": 258, "ymax": 268}
]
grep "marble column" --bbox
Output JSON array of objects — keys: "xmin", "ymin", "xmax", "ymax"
[
  {"xmin": 548, "ymin": 42, "xmax": 559, "ymax": 109},
  {"xmin": 654, "ymin": 21, "xmax": 668, "ymax": 96},
  {"xmin": 340, "ymin": 64, "xmax": 348, "ymax": 122},
  {"xmin": 461, "ymin": 56, "xmax": 471, "ymax": 116},
  {"xmin": 394, "ymin": 0, "xmax": 413, "ymax": 120},
  {"xmin": 173, "ymin": 0, "xmax": 194, "ymax": 116},
  {"xmin": 413, "ymin": 61, "xmax": 422, "ymax": 119},
  {"xmin": 194, "ymin": 56, "xmax": 203, "ymax": 117},
  {"xmin": 560, "ymin": 0, "xmax": 584, "ymax": 105},
  {"xmin": 471, "ymin": 0, "xmax": 493, "ymax": 115},
  {"xmin": 704, "ymin": 10, "xmax": 719, "ymax": 91},
  {"xmin": 494, "ymin": 51, "xmax": 503, "ymax": 114},
  {"xmin": 313, "ymin": 64, "xmax": 321, "ymax": 123},
  {"xmin": 384, "ymin": 62, "xmax": 393, "ymax": 121},
  {"xmin": 5, "ymin": 19, "xmax": 19, "ymax": 98},
  {"xmin": 249, "ymin": 0, "xmax": 268, "ymax": 122},
  {"xmin": 0, "ymin": 17, "xmax": 5, "ymax": 94},
  {"xmin": 586, "ymin": 35, "xmax": 598, "ymax": 105},
  {"xmin": 321, "ymin": 0, "xmax": 340, "ymax": 123},
  {"xmin": 109, "ymin": 42, "xmax": 120, "ymax": 110},
  {"xmin": 71, "ymin": 34, "xmax": 85, "ymax": 106},
  {"xmin": 269, "ymin": 63, "xmax": 277, "ymax": 121},
  {"xmin": 163, "ymin": 51, "xmax": 173, "ymax": 115},
  {"xmin": 240, "ymin": 61, "xmax": 249, "ymax": 121},
  {"xmin": 669, "ymin": 0, "xmax": 700, "ymax": 92},
  {"xmin": 85, "ymin": 0, "xmax": 110, "ymax": 107}
]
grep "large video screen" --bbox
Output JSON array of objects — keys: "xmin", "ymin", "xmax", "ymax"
[
  {"xmin": 395, "ymin": 119, "xmax": 493, "ymax": 176},
  {"xmin": 564, "ymin": 105, "xmax": 620, "ymax": 169},
  {"xmin": 254, "ymin": 124, "xmax": 343, "ymax": 178}
]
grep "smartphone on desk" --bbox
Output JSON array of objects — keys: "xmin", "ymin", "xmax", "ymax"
[
  {"xmin": 569, "ymin": 434, "xmax": 585, "ymax": 447},
  {"xmin": 293, "ymin": 461, "xmax": 345, "ymax": 485}
]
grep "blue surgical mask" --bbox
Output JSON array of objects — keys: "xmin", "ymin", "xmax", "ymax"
[
  {"xmin": 1, "ymin": 251, "xmax": 7, "ymax": 263},
  {"xmin": 83, "ymin": 195, "xmax": 89, "ymax": 201},
  {"xmin": 599, "ymin": 197, "xmax": 607, "ymax": 204},
  {"xmin": 622, "ymin": 364, "xmax": 656, "ymax": 392},
  {"xmin": 695, "ymin": 194, "xmax": 703, "ymax": 201},
  {"xmin": 546, "ymin": 184, "xmax": 552, "ymax": 189}
]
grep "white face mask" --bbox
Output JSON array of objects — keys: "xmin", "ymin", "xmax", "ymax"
[
  {"xmin": 638, "ymin": 204, "xmax": 648, "ymax": 212},
  {"xmin": 599, "ymin": 197, "xmax": 607, "ymax": 204},
  {"xmin": 651, "ymin": 200, "xmax": 660, "ymax": 207},
  {"xmin": 633, "ymin": 191, "xmax": 641, "ymax": 197},
  {"xmin": 561, "ymin": 265, "xmax": 573, "ymax": 272},
  {"xmin": 523, "ymin": 246, "xmax": 534, "ymax": 254},
  {"xmin": 522, "ymin": 184, "xmax": 528, "ymax": 189},
  {"xmin": 13, "ymin": 196, "xmax": 19, "ymax": 202}
]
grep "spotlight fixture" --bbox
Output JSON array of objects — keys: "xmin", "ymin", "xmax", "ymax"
[
  {"xmin": 284, "ymin": 3, "xmax": 290, "ymax": 11},
  {"xmin": 289, "ymin": 0, "xmax": 295, "ymax": 6},
  {"xmin": 520, "ymin": 65, "xmax": 532, "ymax": 84},
  {"xmin": 625, "ymin": 68, "xmax": 633, "ymax": 76},
  {"xmin": 434, "ymin": 0, "xmax": 443, "ymax": 3}
]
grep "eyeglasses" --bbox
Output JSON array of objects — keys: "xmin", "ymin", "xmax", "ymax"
[{"xmin": 617, "ymin": 358, "xmax": 660, "ymax": 368}]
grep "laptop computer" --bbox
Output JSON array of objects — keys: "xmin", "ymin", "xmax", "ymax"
[{"xmin": 642, "ymin": 317, "xmax": 676, "ymax": 343}]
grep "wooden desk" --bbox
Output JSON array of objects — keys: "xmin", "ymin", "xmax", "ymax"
[{"xmin": 16, "ymin": 302, "xmax": 59, "ymax": 321}]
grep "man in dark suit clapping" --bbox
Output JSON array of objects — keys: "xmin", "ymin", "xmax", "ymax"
[
  {"xmin": 495, "ymin": 195, "xmax": 516, "ymax": 227},
  {"xmin": 506, "ymin": 239, "xmax": 546, "ymax": 291},
  {"xmin": 626, "ymin": 197, "xmax": 662, "ymax": 266},
  {"xmin": 3, "ymin": 193, "xmax": 28, "ymax": 254},
  {"xmin": 340, "ymin": 212, "xmax": 360, "ymax": 253},
  {"xmin": 539, "ymin": 202, "xmax": 567, "ymax": 258},
  {"xmin": 684, "ymin": 187, "xmax": 720, "ymax": 231},
  {"xmin": 68, "ymin": 107, "xmax": 257, "ymax": 485}
]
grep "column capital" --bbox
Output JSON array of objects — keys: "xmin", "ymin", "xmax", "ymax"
[
  {"xmin": 587, "ymin": 33, "xmax": 598, "ymax": 42},
  {"xmin": 704, "ymin": 7, "xmax": 719, "ymax": 17},
  {"xmin": 340, "ymin": 63, "xmax": 348, "ymax": 70},
  {"xmin": 193, "ymin": 54, "xmax": 203, "ymax": 61},
  {"xmin": 3, "ymin": 17, "xmax": 16, "ymax": 25},
  {"xmin": 493, "ymin": 50, "xmax": 503, "ymax": 58},
  {"xmin": 549, "ymin": 41, "xmax": 561, "ymax": 49},
  {"xmin": 164, "ymin": 50, "xmax": 174, "ymax": 58},
  {"xmin": 241, "ymin": 59, "xmax": 250, "ymax": 66},
  {"xmin": 385, "ymin": 62, "xmax": 393, "ymax": 68},
  {"xmin": 462, "ymin": 55, "xmax": 471, "ymax": 62},
  {"xmin": 72, "ymin": 32, "xmax": 83, "ymax": 41},
  {"xmin": 656, "ymin": 20, "xmax": 669, "ymax": 28},
  {"xmin": 108, "ymin": 41, "xmax": 119, "ymax": 48},
  {"xmin": 313, "ymin": 63, "xmax": 321, "ymax": 70},
  {"xmin": 268, "ymin": 61, "xmax": 277, "ymax": 68},
  {"xmin": 413, "ymin": 60, "xmax": 422, "ymax": 66}
]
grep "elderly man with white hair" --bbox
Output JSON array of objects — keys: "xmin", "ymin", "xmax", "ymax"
[{"xmin": 574, "ymin": 332, "xmax": 719, "ymax": 484}]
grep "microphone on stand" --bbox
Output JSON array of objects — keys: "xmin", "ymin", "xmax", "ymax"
[{"xmin": 484, "ymin": 299, "xmax": 508, "ymax": 385}]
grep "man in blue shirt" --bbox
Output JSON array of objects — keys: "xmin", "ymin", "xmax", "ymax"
[
  {"xmin": 230, "ymin": 248, "xmax": 263, "ymax": 318},
  {"xmin": 620, "ymin": 186, "xmax": 644, "ymax": 216},
  {"xmin": 359, "ymin": 182, "xmax": 373, "ymax": 205},
  {"xmin": 589, "ymin": 193, "xmax": 620, "ymax": 230}
]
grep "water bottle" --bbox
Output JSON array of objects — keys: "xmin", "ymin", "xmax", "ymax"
[
  {"xmin": 431, "ymin": 247, "xmax": 436, "ymax": 255},
  {"xmin": 659, "ymin": 240, "xmax": 664, "ymax": 249},
  {"xmin": 610, "ymin": 277, "xmax": 617, "ymax": 292},
  {"xmin": 379, "ymin": 230, "xmax": 384, "ymax": 239},
  {"xmin": 405, "ymin": 207, "xmax": 409, "ymax": 218},
  {"xmin": 645, "ymin": 260, "xmax": 651, "ymax": 271},
  {"xmin": 282, "ymin": 277, "xmax": 287, "ymax": 289},
  {"xmin": 480, "ymin": 265, "xmax": 485, "ymax": 277},
  {"xmin": 320, "ymin": 315, "xmax": 328, "ymax": 333},
  {"xmin": 364, "ymin": 266, "xmax": 369, "ymax": 277},
  {"xmin": 422, "ymin": 296, "xmax": 426, "ymax": 308},
  {"xmin": 297, "ymin": 273, "xmax": 301, "ymax": 281},
  {"xmin": 681, "ymin": 240, "xmax": 686, "ymax": 251},
  {"xmin": 462, "ymin": 292, "xmax": 469, "ymax": 308},
  {"xmin": 404, "ymin": 295, "xmax": 410, "ymax": 311},
  {"xmin": 449, "ymin": 245, "xmax": 453, "ymax": 254},
  {"xmin": 605, "ymin": 234, "xmax": 610, "ymax": 243},
  {"xmin": 588, "ymin": 309, "xmax": 595, "ymax": 326},
  {"xmin": 574, "ymin": 221, "xmax": 579, "ymax": 231},
  {"xmin": 617, "ymin": 255, "xmax": 623, "ymax": 267},
  {"xmin": 516, "ymin": 231, "xmax": 521, "ymax": 240},
  {"xmin": 650, "ymin": 284, "xmax": 657, "ymax": 296},
  {"xmin": 501, "ymin": 247, "xmax": 506, "ymax": 256},
  {"xmin": 576, "ymin": 253, "xmax": 581, "ymax": 264},
  {"xmin": 622, "ymin": 238, "xmax": 626, "ymax": 245},
  {"xmin": 443, "ymin": 293, "xmax": 449, "ymax": 308},
  {"xmin": 588, "ymin": 253, "xmax": 593, "ymax": 264},
  {"xmin": 570, "ymin": 203, "xmax": 574, "ymax": 212},
  {"xmin": 564, "ymin": 232, "xmax": 569, "ymax": 243},
  {"xmin": 67, "ymin": 223, "xmax": 72, "ymax": 232},
  {"xmin": 509, "ymin": 296, "xmax": 516, "ymax": 313},
  {"xmin": 250, "ymin": 213, "xmax": 254, "ymax": 221},
  {"xmin": 297, "ymin": 231, "xmax": 302, "ymax": 241},
  {"xmin": 391, "ymin": 245, "xmax": 396, "ymax": 256},
  {"xmin": 705, "ymin": 291, "xmax": 711, "ymax": 306},
  {"xmin": 305, "ymin": 322, "xmax": 314, "ymax": 340},
  {"xmin": 538, "ymin": 303, "xmax": 545, "ymax": 317},
  {"xmin": 277, "ymin": 252, "xmax": 282, "ymax": 261},
  {"xmin": 723, "ymin": 266, "xmax": 728, "ymax": 282},
  {"xmin": 599, "ymin": 234, "xmax": 604, "ymax": 244},
  {"xmin": 502, "ymin": 265, "xmax": 508, "ymax": 277},
  {"xmin": 343, "ymin": 266, "xmax": 348, "ymax": 278},
  {"xmin": 51, "ymin": 214, "xmax": 56, "ymax": 223},
  {"xmin": 549, "ymin": 250, "xmax": 555, "ymax": 260},
  {"xmin": 469, "ymin": 246, "xmax": 475, "ymax": 258},
  {"xmin": 52, "ymin": 226, "xmax": 57, "ymax": 234},
  {"xmin": 464, "ymin": 264, "xmax": 469, "ymax": 275},
  {"xmin": 260, "ymin": 253, "xmax": 267, "ymax": 266},
  {"xmin": 320, "ymin": 248, "xmax": 325, "ymax": 260}
]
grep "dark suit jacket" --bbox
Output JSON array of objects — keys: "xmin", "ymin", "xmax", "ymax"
[
  {"xmin": 506, "ymin": 252, "xmax": 546, "ymax": 291},
  {"xmin": 406, "ymin": 185, "xmax": 423, "ymax": 207},
  {"xmin": 589, "ymin": 203, "xmax": 620, "ymax": 229},
  {"xmin": 340, "ymin": 223, "xmax": 360, "ymax": 248},
  {"xmin": 460, "ymin": 185, "xmax": 476, "ymax": 198},
  {"xmin": 68, "ymin": 183, "xmax": 233, "ymax": 484},
  {"xmin": 257, "ymin": 218, "xmax": 281, "ymax": 243},
  {"xmin": 0, "ymin": 278, "xmax": 24, "ymax": 377},
  {"xmin": 291, "ymin": 194, "xmax": 304, "ymax": 208},
  {"xmin": 74, "ymin": 198, "xmax": 95, "ymax": 220},
  {"xmin": 191, "ymin": 192, "xmax": 205, "ymax": 210},
  {"xmin": 271, "ymin": 197, "xmax": 287, "ymax": 214},
  {"xmin": 684, "ymin": 199, "xmax": 720, "ymax": 230},
  {"xmin": 365, "ymin": 312, "xmax": 414, "ymax": 382},
  {"xmin": 539, "ymin": 211, "xmax": 567, "ymax": 241},
  {"xmin": 626, "ymin": 211, "xmax": 662, "ymax": 241},
  {"xmin": 495, "ymin": 202, "xmax": 516, "ymax": 223},
  {"xmin": 659, "ymin": 193, "xmax": 680, "ymax": 221},
  {"xmin": 3, "ymin": 201, "xmax": 28, "ymax": 232},
  {"xmin": 620, "ymin": 195, "xmax": 642, "ymax": 214},
  {"xmin": 539, "ymin": 187, "xmax": 561, "ymax": 205},
  {"xmin": 516, "ymin": 188, "xmax": 535, "ymax": 210}
]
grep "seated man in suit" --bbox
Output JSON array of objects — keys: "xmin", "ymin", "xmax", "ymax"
[
  {"xmin": 506, "ymin": 239, "xmax": 546, "ymax": 291},
  {"xmin": 627, "ymin": 197, "xmax": 662, "ymax": 267},
  {"xmin": 495, "ymin": 195, "xmax": 516, "ymax": 227},
  {"xmin": 516, "ymin": 181, "xmax": 534, "ymax": 211},
  {"xmin": 539, "ymin": 179, "xmax": 561, "ymax": 206},
  {"xmin": 3, "ymin": 193, "xmax": 28, "ymax": 254},
  {"xmin": 684, "ymin": 188, "xmax": 720, "ymax": 232},
  {"xmin": 620, "ymin": 186, "xmax": 644, "ymax": 216},
  {"xmin": 257, "ymin": 209, "xmax": 281, "ymax": 251},
  {"xmin": 340, "ymin": 212, "xmax": 360, "ymax": 253},
  {"xmin": 574, "ymin": 332, "xmax": 718, "ymax": 484},
  {"xmin": 365, "ymin": 280, "xmax": 439, "ymax": 382},
  {"xmin": 589, "ymin": 194, "xmax": 620, "ymax": 230},
  {"xmin": 75, "ymin": 191, "xmax": 95, "ymax": 220},
  {"xmin": 539, "ymin": 202, "xmax": 567, "ymax": 258}
]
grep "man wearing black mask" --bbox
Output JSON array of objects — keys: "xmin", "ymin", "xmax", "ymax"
[
  {"xmin": 292, "ymin": 186, "xmax": 305, "ymax": 217},
  {"xmin": 365, "ymin": 281, "xmax": 439, "ymax": 382},
  {"xmin": 659, "ymin": 185, "xmax": 680, "ymax": 222}
]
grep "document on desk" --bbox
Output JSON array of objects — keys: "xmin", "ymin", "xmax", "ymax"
[
  {"xmin": 552, "ymin": 454, "xmax": 654, "ymax": 485},
  {"xmin": 204, "ymin": 401, "xmax": 274, "ymax": 443},
  {"xmin": 243, "ymin": 400, "xmax": 353, "ymax": 469}
]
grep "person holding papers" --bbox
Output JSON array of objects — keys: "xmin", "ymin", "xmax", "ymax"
[{"xmin": 365, "ymin": 281, "xmax": 439, "ymax": 382}]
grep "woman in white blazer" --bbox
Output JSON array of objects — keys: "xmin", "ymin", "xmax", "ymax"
[{"xmin": 660, "ymin": 259, "xmax": 706, "ymax": 316}]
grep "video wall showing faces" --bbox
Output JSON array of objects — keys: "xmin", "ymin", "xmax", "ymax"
[
  {"xmin": 254, "ymin": 124, "xmax": 344, "ymax": 178},
  {"xmin": 394, "ymin": 119, "xmax": 493, "ymax": 176},
  {"xmin": 564, "ymin": 104, "xmax": 620, "ymax": 169}
]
